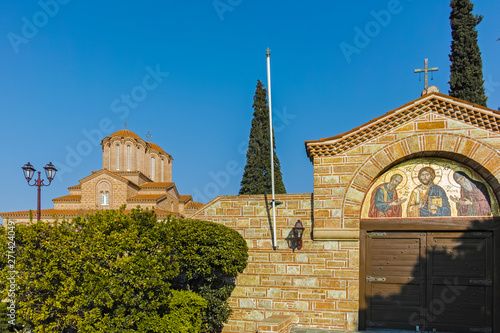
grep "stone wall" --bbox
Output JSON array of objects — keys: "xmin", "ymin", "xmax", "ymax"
[{"xmin": 192, "ymin": 194, "xmax": 359, "ymax": 332}]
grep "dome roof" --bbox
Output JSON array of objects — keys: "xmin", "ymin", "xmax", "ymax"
[
  {"xmin": 109, "ymin": 129, "xmax": 141, "ymax": 140},
  {"xmin": 148, "ymin": 142, "xmax": 166, "ymax": 154}
]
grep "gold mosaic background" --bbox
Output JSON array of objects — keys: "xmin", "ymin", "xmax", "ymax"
[{"xmin": 361, "ymin": 158, "xmax": 499, "ymax": 218}]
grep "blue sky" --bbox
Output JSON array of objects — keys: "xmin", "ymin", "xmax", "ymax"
[{"xmin": 1, "ymin": 1, "xmax": 499, "ymax": 222}]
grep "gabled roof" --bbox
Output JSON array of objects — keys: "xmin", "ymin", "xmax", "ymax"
[
  {"xmin": 127, "ymin": 194, "xmax": 168, "ymax": 202},
  {"xmin": 185, "ymin": 201, "xmax": 204, "ymax": 210},
  {"xmin": 140, "ymin": 182, "xmax": 175, "ymax": 189},
  {"xmin": 53, "ymin": 195, "xmax": 81, "ymax": 202},
  {"xmin": 305, "ymin": 91, "xmax": 500, "ymax": 160},
  {"xmin": 179, "ymin": 195, "xmax": 192, "ymax": 203},
  {"xmin": 79, "ymin": 169, "xmax": 140, "ymax": 190}
]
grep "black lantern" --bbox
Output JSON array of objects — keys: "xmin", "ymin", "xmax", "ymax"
[
  {"xmin": 44, "ymin": 162, "xmax": 57, "ymax": 181},
  {"xmin": 22, "ymin": 162, "xmax": 36, "ymax": 182},
  {"xmin": 287, "ymin": 220, "xmax": 306, "ymax": 251}
]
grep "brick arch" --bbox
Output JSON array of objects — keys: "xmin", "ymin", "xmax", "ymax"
[
  {"xmin": 343, "ymin": 132, "xmax": 500, "ymax": 224},
  {"xmin": 96, "ymin": 179, "xmax": 113, "ymax": 208}
]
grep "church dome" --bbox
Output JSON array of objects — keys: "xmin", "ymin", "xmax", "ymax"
[
  {"xmin": 109, "ymin": 129, "xmax": 142, "ymax": 140},
  {"xmin": 148, "ymin": 142, "xmax": 166, "ymax": 154}
]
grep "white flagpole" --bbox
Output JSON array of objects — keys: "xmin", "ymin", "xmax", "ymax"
[{"xmin": 266, "ymin": 48, "xmax": 277, "ymax": 250}]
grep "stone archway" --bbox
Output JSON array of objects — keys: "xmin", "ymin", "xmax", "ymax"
[
  {"xmin": 343, "ymin": 132, "xmax": 500, "ymax": 226},
  {"xmin": 351, "ymin": 133, "xmax": 500, "ymax": 332}
]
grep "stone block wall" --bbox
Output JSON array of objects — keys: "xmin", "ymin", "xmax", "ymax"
[
  {"xmin": 311, "ymin": 113, "xmax": 500, "ymax": 235},
  {"xmin": 192, "ymin": 194, "xmax": 359, "ymax": 332}
]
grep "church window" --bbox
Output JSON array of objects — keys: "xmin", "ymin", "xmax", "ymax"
[
  {"xmin": 151, "ymin": 157, "xmax": 155, "ymax": 181},
  {"xmin": 137, "ymin": 146, "xmax": 140, "ymax": 170},
  {"xmin": 101, "ymin": 191, "xmax": 109, "ymax": 206},
  {"xmin": 116, "ymin": 144, "xmax": 120, "ymax": 170},
  {"xmin": 161, "ymin": 159, "xmax": 164, "ymax": 182},
  {"xmin": 127, "ymin": 145, "xmax": 131, "ymax": 171}
]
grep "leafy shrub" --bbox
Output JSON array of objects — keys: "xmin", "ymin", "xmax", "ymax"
[
  {"xmin": 166, "ymin": 217, "xmax": 248, "ymax": 333},
  {"xmin": 0, "ymin": 209, "xmax": 206, "ymax": 333}
]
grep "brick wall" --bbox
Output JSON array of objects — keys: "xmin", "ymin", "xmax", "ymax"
[
  {"xmin": 192, "ymin": 194, "xmax": 359, "ymax": 332},
  {"xmin": 312, "ymin": 114, "xmax": 500, "ymax": 234}
]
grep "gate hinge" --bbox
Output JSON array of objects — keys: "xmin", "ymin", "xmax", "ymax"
[
  {"xmin": 366, "ymin": 276, "xmax": 386, "ymax": 282},
  {"xmin": 367, "ymin": 232, "xmax": 386, "ymax": 237}
]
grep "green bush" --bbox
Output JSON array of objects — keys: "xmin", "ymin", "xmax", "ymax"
[
  {"xmin": 0, "ymin": 209, "xmax": 206, "ymax": 333},
  {"xmin": 166, "ymin": 217, "xmax": 249, "ymax": 333}
]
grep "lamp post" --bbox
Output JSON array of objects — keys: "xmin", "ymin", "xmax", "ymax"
[{"xmin": 22, "ymin": 162, "xmax": 57, "ymax": 221}]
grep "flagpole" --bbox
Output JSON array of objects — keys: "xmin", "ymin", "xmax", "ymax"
[{"xmin": 266, "ymin": 48, "xmax": 277, "ymax": 250}]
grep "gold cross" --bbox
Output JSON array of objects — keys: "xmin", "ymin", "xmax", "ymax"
[{"xmin": 266, "ymin": 48, "xmax": 271, "ymax": 55}]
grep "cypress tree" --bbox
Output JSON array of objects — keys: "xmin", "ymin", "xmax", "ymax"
[
  {"xmin": 240, "ymin": 80, "xmax": 286, "ymax": 195},
  {"xmin": 449, "ymin": 0, "xmax": 488, "ymax": 106}
]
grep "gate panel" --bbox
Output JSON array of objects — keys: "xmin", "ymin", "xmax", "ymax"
[
  {"xmin": 427, "ymin": 232, "xmax": 493, "ymax": 333},
  {"xmin": 365, "ymin": 232, "xmax": 426, "ymax": 330}
]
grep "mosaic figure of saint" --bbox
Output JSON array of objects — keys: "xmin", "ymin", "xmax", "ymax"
[
  {"xmin": 407, "ymin": 166, "xmax": 451, "ymax": 217},
  {"xmin": 368, "ymin": 174, "xmax": 407, "ymax": 218},
  {"xmin": 450, "ymin": 171, "xmax": 491, "ymax": 216}
]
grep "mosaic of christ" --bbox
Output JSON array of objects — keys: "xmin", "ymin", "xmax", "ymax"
[{"xmin": 361, "ymin": 158, "xmax": 499, "ymax": 219}]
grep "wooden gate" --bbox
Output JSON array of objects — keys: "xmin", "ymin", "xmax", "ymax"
[{"xmin": 365, "ymin": 231, "xmax": 493, "ymax": 332}]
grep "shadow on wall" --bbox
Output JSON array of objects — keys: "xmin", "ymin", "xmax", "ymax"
[{"xmin": 360, "ymin": 218, "xmax": 499, "ymax": 333}]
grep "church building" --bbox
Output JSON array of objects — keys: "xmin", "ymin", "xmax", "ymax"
[
  {"xmin": 193, "ymin": 86, "xmax": 500, "ymax": 333},
  {"xmin": 2, "ymin": 87, "xmax": 499, "ymax": 333},
  {"xmin": 1, "ymin": 129, "xmax": 203, "ymax": 222}
]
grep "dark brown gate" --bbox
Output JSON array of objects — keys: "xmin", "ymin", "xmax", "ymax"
[{"xmin": 365, "ymin": 231, "xmax": 493, "ymax": 332}]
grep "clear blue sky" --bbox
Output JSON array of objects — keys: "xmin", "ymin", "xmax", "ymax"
[{"xmin": 1, "ymin": 1, "xmax": 499, "ymax": 222}]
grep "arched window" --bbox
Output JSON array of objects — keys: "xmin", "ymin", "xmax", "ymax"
[
  {"xmin": 101, "ymin": 191, "xmax": 109, "ymax": 206},
  {"xmin": 116, "ymin": 144, "xmax": 120, "ymax": 170},
  {"xmin": 137, "ymin": 146, "xmax": 140, "ymax": 170},
  {"xmin": 127, "ymin": 145, "xmax": 131, "ymax": 171},
  {"xmin": 151, "ymin": 157, "xmax": 155, "ymax": 181},
  {"xmin": 161, "ymin": 159, "xmax": 164, "ymax": 182}
]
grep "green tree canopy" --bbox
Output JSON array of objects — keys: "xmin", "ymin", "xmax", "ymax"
[
  {"xmin": 166, "ymin": 217, "xmax": 248, "ymax": 333},
  {"xmin": 449, "ymin": 0, "xmax": 488, "ymax": 106},
  {"xmin": 0, "ymin": 209, "xmax": 206, "ymax": 333},
  {"xmin": 240, "ymin": 79, "xmax": 286, "ymax": 195}
]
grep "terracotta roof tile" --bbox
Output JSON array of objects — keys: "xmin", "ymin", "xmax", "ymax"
[
  {"xmin": 110, "ymin": 129, "xmax": 141, "ymax": 140},
  {"xmin": 179, "ymin": 195, "xmax": 192, "ymax": 203},
  {"xmin": 127, "ymin": 194, "xmax": 167, "ymax": 202},
  {"xmin": 68, "ymin": 184, "xmax": 81, "ymax": 190},
  {"xmin": 140, "ymin": 182, "xmax": 175, "ymax": 189},
  {"xmin": 0, "ymin": 208, "xmax": 179, "ymax": 219},
  {"xmin": 185, "ymin": 201, "xmax": 204, "ymax": 210},
  {"xmin": 305, "ymin": 93, "xmax": 500, "ymax": 160},
  {"xmin": 52, "ymin": 195, "xmax": 81, "ymax": 202},
  {"xmin": 148, "ymin": 142, "xmax": 165, "ymax": 153}
]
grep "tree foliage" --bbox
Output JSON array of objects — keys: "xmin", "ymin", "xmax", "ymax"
[
  {"xmin": 166, "ymin": 217, "xmax": 248, "ymax": 333},
  {"xmin": 240, "ymin": 79, "xmax": 286, "ymax": 195},
  {"xmin": 449, "ymin": 0, "xmax": 488, "ymax": 106},
  {"xmin": 0, "ymin": 209, "xmax": 207, "ymax": 333}
]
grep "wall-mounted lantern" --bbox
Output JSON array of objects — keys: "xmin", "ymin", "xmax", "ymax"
[{"xmin": 286, "ymin": 220, "xmax": 305, "ymax": 251}]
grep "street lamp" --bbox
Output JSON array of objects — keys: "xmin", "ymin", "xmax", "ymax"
[{"xmin": 22, "ymin": 162, "xmax": 57, "ymax": 221}]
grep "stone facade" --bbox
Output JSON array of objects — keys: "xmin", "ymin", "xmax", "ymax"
[
  {"xmin": 196, "ymin": 88, "xmax": 500, "ymax": 332},
  {"xmin": 1, "ymin": 130, "xmax": 201, "ymax": 223},
  {"xmin": 192, "ymin": 194, "xmax": 359, "ymax": 332}
]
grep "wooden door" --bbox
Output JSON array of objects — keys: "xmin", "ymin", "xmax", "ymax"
[
  {"xmin": 427, "ymin": 232, "xmax": 493, "ymax": 333},
  {"xmin": 365, "ymin": 232, "xmax": 426, "ymax": 330},
  {"xmin": 365, "ymin": 231, "xmax": 493, "ymax": 332}
]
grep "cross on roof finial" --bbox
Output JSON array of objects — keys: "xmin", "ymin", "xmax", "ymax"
[
  {"xmin": 266, "ymin": 48, "xmax": 271, "ymax": 55},
  {"xmin": 414, "ymin": 58, "xmax": 438, "ymax": 90},
  {"xmin": 146, "ymin": 131, "xmax": 152, "ymax": 142},
  {"xmin": 123, "ymin": 122, "xmax": 128, "ymax": 130}
]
